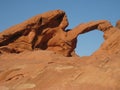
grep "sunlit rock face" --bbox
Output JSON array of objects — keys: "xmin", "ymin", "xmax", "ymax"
[{"xmin": 0, "ymin": 10, "xmax": 120, "ymax": 90}]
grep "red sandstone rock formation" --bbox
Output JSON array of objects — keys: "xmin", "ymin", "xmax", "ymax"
[
  {"xmin": 0, "ymin": 10, "xmax": 120, "ymax": 90},
  {"xmin": 0, "ymin": 10, "xmax": 69, "ymax": 55},
  {"xmin": 0, "ymin": 10, "xmax": 119, "ymax": 56}
]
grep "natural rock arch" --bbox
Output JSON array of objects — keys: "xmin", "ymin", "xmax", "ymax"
[
  {"xmin": 75, "ymin": 30, "xmax": 104, "ymax": 56},
  {"xmin": 0, "ymin": 10, "xmax": 120, "ymax": 56}
]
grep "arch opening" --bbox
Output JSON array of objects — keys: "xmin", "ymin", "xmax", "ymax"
[{"xmin": 75, "ymin": 30, "xmax": 104, "ymax": 56}]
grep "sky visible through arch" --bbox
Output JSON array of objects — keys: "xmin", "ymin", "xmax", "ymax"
[{"xmin": 0, "ymin": 0, "xmax": 120, "ymax": 56}]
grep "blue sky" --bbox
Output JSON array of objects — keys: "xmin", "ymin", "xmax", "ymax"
[{"xmin": 0, "ymin": 0, "xmax": 120, "ymax": 56}]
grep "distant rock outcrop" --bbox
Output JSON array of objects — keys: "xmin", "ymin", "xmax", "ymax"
[
  {"xmin": 0, "ymin": 10, "xmax": 120, "ymax": 57},
  {"xmin": 116, "ymin": 20, "xmax": 120, "ymax": 29}
]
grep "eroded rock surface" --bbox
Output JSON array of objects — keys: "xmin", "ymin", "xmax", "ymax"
[
  {"xmin": 0, "ymin": 50, "xmax": 120, "ymax": 90},
  {"xmin": 0, "ymin": 10, "xmax": 120, "ymax": 90}
]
